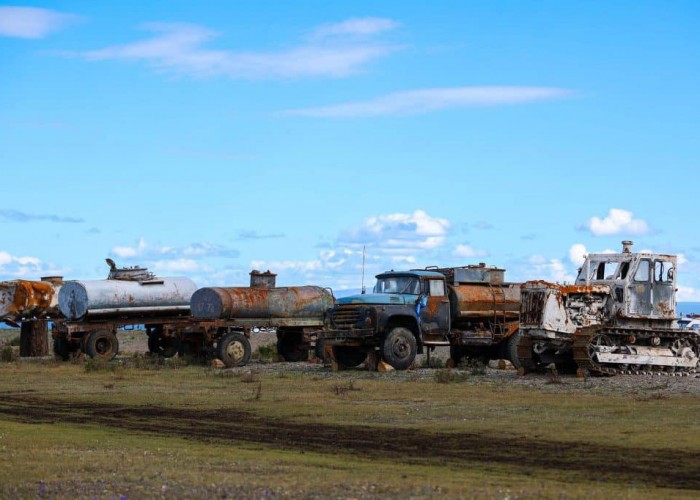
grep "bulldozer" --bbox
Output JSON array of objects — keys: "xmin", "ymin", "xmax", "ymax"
[{"xmin": 518, "ymin": 241, "xmax": 699, "ymax": 375}]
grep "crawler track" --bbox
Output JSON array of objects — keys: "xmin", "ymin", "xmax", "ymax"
[{"xmin": 573, "ymin": 326, "xmax": 700, "ymax": 376}]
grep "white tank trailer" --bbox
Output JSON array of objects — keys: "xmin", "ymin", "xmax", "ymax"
[{"xmin": 59, "ymin": 277, "xmax": 197, "ymax": 320}]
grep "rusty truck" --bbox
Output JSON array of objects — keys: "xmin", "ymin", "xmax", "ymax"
[
  {"xmin": 518, "ymin": 241, "xmax": 700, "ymax": 375},
  {"xmin": 323, "ymin": 264, "xmax": 521, "ymax": 370}
]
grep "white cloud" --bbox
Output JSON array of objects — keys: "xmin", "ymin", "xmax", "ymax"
[
  {"xmin": 580, "ymin": 208, "xmax": 650, "ymax": 237},
  {"xmin": 527, "ymin": 255, "xmax": 576, "ymax": 284},
  {"xmin": 677, "ymin": 285, "xmax": 700, "ymax": 302},
  {"xmin": 453, "ymin": 244, "xmax": 488, "ymax": 259},
  {"xmin": 0, "ymin": 7, "xmax": 77, "ymax": 39},
  {"xmin": 285, "ymin": 86, "xmax": 573, "ymax": 117},
  {"xmin": 568, "ymin": 243, "xmax": 587, "ymax": 267},
  {"xmin": 0, "ymin": 250, "xmax": 62, "ymax": 280},
  {"xmin": 340, "ymin": 210, "xmax": 450, "ymax": 253},
  {"xmin": 151, "ymin": 258, "xmax": 205, "ymax": 273},
  {"xmin": 112, "ymin": 238, "xmax": 148, "ymax": 258},
  {"xmin": 80, "ymin": 18, "xmax": 401, "ymax": 80}
]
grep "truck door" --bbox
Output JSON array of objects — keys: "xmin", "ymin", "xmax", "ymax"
[
  {"xmin": 419, "ymin": 278, "xmax": 451, "ymax": 338},
  {"xmin": 651, "ymin": 259, "xmax": 675, "ymax": 318},
  {"xmin": 628, "ymin": 259, "xmax": 651, "ymax": 316}
]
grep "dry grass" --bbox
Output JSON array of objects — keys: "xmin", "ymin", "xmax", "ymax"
[{"xmin": 0, "ymin": 361, "xmax": 699, "ymax": 498}]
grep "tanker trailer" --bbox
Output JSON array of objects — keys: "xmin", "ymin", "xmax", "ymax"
[
  {"xmin": 190, "ymin": 270, "xmax": 334, "ymax": 364},
  {"xmin": 323, "ymin": 264, "xmax": 521, "ymax": 370},
  {"xmin": 0, "ymin": 277, "xmax": 62, "ymax": 326},
  {"xmin": 54, "ymin": 260, "xmax": 197, "ymax": 361}
]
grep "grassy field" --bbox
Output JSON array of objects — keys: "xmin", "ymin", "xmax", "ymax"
[{"xmin": 1, "ymin": 353, "xmax": 699, "ymax": 499}]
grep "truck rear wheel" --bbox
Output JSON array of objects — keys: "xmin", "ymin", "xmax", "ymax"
[
  {"xmin": 217, "ymin": 332, "xmax": 251, "ymax": 368},
  {"xmin": 85, "ymin": 330, "xmax": 119, "ymax": 361},
  {"xmin": 382, "ymin": 327, "xmax": 417, "ymax": 370},
  {"xmin": 504, "ymin": 330, "xmax": 522, "ymax": 370},
  {"xmin": 332, "ymin": 346, "xmax": 367, "ymax": 368},
  {"xmin": 277, "ymin": 330, "xmax": 309, "ymax": 362}
]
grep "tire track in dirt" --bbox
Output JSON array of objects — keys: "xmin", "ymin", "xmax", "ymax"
[{"xmin": 1, "ymin": 393, "xmax": 699, "ymax": 490}]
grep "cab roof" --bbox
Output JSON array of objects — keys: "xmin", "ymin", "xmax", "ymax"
[{"xmin": 376, "ymin": 270, "xmax": 445, "ymax": 279}]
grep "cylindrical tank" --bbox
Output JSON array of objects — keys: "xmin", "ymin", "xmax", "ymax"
[
  {"xmin": 190, "ymin": 286, "xmax": 333, "ymax": 320},
  {"xmin": 0, "ymin": 279, "xmax": 61, "ymax": 322},
  {"xmin": 59, "ymin": 277, "xmax": 197, "ymax": 320},
  {"xmin": 448, "ymin": 283, "xmax": 521, "ymax": 321}
]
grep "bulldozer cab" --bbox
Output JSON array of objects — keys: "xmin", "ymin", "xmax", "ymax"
[{"xmin": 576, "ymin": 242, "xmax": 676, "ymax": 320}]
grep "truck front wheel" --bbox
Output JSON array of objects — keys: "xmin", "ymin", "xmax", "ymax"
[{"xmin": 382, "ymin": 327, "xmax": 417, "ymax": 370}]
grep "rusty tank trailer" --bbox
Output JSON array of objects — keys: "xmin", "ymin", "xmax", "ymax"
[
  {"xmin": 518, "ymin": 241, "xmax": 699, "ymax": 375},
  {"xmin": 0, "ymin": 277, "xmax": 62, "ymax": 326},
  {"xmin": 191, "ymin": 270, "xmax": 334, "ymax": 362}
]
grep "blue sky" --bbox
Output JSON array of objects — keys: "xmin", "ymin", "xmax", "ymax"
[{"xmin": 1, "ymin": 1, "xmax": 699, "ymax": 299}]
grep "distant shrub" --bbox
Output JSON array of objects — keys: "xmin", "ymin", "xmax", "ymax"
[
  {"xmin": 0, "ymin": 346, "xmax": 18, "ymax": 363},
  {"xmin": 467, "ymin": 358, "xmax": 487, "ymax": 376},
  {"xmin": 331, "ymin": 380, "xmax": 361, "ymax": 395},
  {"xmin": 84, "ymin": 357, "xmax": 116, "ymax": 373},
  {"xmin": 252, "ymin": 343, "xmax": 279, "ymax": 363},
  {"xmin": 434, "ymin": 368, "xmax": 468, "ymax": 384},
  {"xmin": 421, "ymin": 356, "xmax": 445, "ymax": 369},
  {"xmin": 9, "ymin": 335, "xmax": 21, "ymax": 347},
  {"xmin": 239, "ymin": 369, "xmax": 258, "ymax": 383}
]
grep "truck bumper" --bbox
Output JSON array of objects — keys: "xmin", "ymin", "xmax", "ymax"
[{"xmin": 323, "ymin": 328, "xmax": 376, "ymax": 345}]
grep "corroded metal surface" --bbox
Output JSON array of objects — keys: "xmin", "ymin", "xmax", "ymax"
[
  {"xmin": 58, "ymin": 277, "xmax": 197, "ymax": 320},
  {"xmin": 190, "ymin": 286, "xmax": 333, "ymax": 320},
  {"xmin": 448, "ymin": 283, "xmax": 520, "ymax": 320},
  {"xmin": 0, "ymin": 279, "xmax": 61, "ymax": 323}
]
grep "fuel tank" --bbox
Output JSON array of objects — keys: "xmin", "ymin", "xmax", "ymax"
[
  {"xmin": 0, "ymin": 278, "xmax": 62, "ymax": 323},
  {"xmin": 448, "ymin": 283, "xmax": 521, "ymax": 320},
  {"xmin": 59, "ymin": 277, "xmax": 197, "ymax": 320},
  {"xmin": 190, "ymin": 286, "xmax": 333, "ymax": 320}
]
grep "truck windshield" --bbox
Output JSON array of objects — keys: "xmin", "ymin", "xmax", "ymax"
[{"xmin": 374, "ymin": 276, "xmax": 421, "ymax": 295}]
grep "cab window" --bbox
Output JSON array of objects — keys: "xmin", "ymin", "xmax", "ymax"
[
  {"xmin": 654, "ymin": 260, "xmax": 674, "ymax": 283},
  {"xmin": 634, "ymin": 260, "xmax": 650, "ymax": 282},
  {"xmin": 428, "ymin": 279, "xmax": 445, "ymax": 297}
]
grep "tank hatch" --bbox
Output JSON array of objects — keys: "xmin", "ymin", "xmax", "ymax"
[{"xmin": 105, "ymin": 258, "xmax": 160, "ymax": 283}]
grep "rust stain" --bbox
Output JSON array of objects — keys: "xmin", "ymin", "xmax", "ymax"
[{"xmin": 0, "ymin": 280, "xmax": 57, "ymax": 321}]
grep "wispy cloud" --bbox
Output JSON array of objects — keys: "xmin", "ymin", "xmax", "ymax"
[
  {"xmin": 0, "ymin": 209, "xmax": 83, "ymax": 223},
  {"xmin": 0, "ymin": 7, "xmax": 78, "ymax": 39},
  {"xmin": 0, "ymin": 250, "xmax": 63, "ymax": 280},
  {"xmin": 111, "ymin": 238, "xmax": 239, "ymax": 260},
  {"xmin": 578, "ymin": 208, "xmax": 651, "ymax": 237},
  {"xmin": 285, "ymin": 86, "xmax": 573, "ymax": 117},
  {"xmin": 237, "ymin": 230, "xmax": 286, "ymax": 241},
  {"xmin": 79, "ymin": 18, "xmax": 401, "ymax": 80}
]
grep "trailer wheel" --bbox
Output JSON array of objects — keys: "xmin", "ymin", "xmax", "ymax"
[
  {"xmin": 217, "ymin": 332, "xmax": 251, "ymax": 368},
  {"xmin": 276, "ymin": 330, "xmax": 309, "ymax": 362},
  {"xmin": 382, "ymin": 327, "xmax": 417, "ymax": 370},
  {"xmin": 85, "ymin": 330, "xmax": 119, "ymax": 361},
  {"xmin": 53, "ymin": 336, "xmax": 70, "ymax": 361},
  {"xmin": 504, "ymin": 330, "xmax": 522, "ymax": 370},
  {"xmin": 331, "ymin": 346, "xmax": 367, "ymax": 368},
  {"xmin": 148, "ymin": 334, "xmax": 180, "ymax": 358}
]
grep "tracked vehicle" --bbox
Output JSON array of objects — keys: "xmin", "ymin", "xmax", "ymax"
[{"xmin": 519, "ymin": 241, "xmax": 699, "ymax": 375}]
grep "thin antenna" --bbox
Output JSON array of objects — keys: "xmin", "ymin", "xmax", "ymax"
[{"xmin": 361, "ymin": 245, "xmax": 366, "ymax": 294}]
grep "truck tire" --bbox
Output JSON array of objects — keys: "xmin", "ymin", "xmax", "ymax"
[
  {"xmin": 314, "ymin": 337, "xmax": 330, "ymax": 364},
  {"xmin": 148, "ymin": 334, "xmax": 180, "ymax": 358},
  {"xmin": 277, "ymin": 330, "xmax": 309, "ymax": 362},
  {"xmin": 85, "ymin": 330, "xmax": 119, "ymax": 361},
  {"xmin": 217, "ymin": 332, "xmax": 251, "ymax": 368},
  {"xmin": 332, "ymin": 346, "xmax": 367, "ymax": 368},
  {"xmin": 53, "ymin": 336, "xmax": 70, "ymax": 361},
  {"xmin": 504, "ymin": 330, "xmax": 522, "ymax": 369},
  {"xmin": 382, "ymin": 327, "xmax": 417, "ymax": 370}
]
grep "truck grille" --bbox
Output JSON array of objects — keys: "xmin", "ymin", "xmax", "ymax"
[
  {"xmin": 331, "ymin": 305, "xmax": 362, "ymax": 329},
  {"xmin": 521, "ymin": 290, "xmax": 545, "ymax": 326}
]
